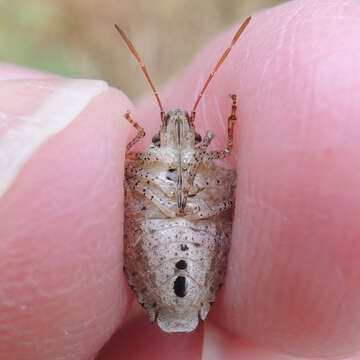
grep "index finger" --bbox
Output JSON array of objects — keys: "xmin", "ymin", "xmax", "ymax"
[{"xmin": 135, "ymin": 0, "xmax": 360, "ymax": 357}]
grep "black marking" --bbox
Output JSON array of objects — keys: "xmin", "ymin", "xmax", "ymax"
[
  {"xmin": 195, "ymin": 132, "xmax": 202, "ymax": 144},
  {"xmin": 152, "ymin": 133, "xmax": 160, "ymax": 145},
  {"xmin": 173, "ymin": 276, "xmax": 187, "ymax": 297},
  {"xmin": 180, "ymin": 244, "xmax": 189, "ymax": 251},
  {"xmin": 175, "ymin": 260, "xmax": 187, "ymax": 270}
]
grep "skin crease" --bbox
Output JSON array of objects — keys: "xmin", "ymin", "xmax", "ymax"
[{"xmin": 1, "ymin": 0, "xmax": 360, "ymax": 359}]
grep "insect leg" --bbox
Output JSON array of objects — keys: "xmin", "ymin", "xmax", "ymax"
[
  {"xmin": 186, "ymin": 131, "xmax": 214, "ymax": 180},
  {"xmin": 179, "ymin": 132, "xmax": 215, "ymax": 210},
  {"xmin": 205, "ymin": 94, "xmax": 237, "ymax": 160},
  {"xmin": 126, "ymin": 164, "xmax": 176, "ymax": 197},
  {"xmin": 124, "ymin": 111, "xmax": 145, "ymax": 153},
  {"xmin": 127, "ymin": 177, "xmax": 177, "ymax": 217},
  {"xmin": 185, "ymin": 198, "xmax": 234, "ymax": 220}
]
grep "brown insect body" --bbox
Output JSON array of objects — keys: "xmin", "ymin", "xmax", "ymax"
[
  {"xmin": 124, "ymin": 109, "xmax": 235, "ymax": 332},
  {"xmin": 116, "ymin": 17, "xmax": 251, "ymax": 333}
]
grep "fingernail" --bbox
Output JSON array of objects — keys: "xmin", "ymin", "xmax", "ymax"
[{"xmin": 0, "ymin": 79, "xmax": 108, "ymax": 198}]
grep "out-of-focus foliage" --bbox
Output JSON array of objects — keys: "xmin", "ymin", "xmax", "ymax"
[{"xmin": 0, "ymin": 0, "xmax": 286, "ymax": 99}]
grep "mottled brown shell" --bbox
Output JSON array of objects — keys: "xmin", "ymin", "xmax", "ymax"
[
  {"xmin": 117, "ymin": 17, "xmax": 251, "ymax": 333},
  {"xmin": 123, "ymin": 110, "xmax": 236, "ymax": 332}
]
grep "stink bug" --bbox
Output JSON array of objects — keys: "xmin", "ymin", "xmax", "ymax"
[{"xmin": 116, "ymin": 16, "xmax": 251, "ymax": 333}]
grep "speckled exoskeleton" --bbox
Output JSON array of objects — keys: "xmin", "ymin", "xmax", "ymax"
[{"xmin": 115, "ymin": 16, "xmax": 251, "ymax": 333}]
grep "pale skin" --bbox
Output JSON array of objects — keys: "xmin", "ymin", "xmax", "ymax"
[{"xmin": 1, "ymin": 0, "xmax": 360, "ymax": 359}]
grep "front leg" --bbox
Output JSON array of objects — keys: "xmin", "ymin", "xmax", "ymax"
[
  {"xmin": 124, "ymin": 112, "xmax": 165, "ymax": 163},
  {"xmin": 124, "ymin": 111, "xmax": 163, "ymax": 162},
  {"xmin": 184, "ymin": 131, "xmax": 215, "ymax": 185},
  {"xmin": 124, "ymin": 111, "xmax": 145, "ymax": 153},
  {"xmin": 205, "ymin": 94, "xmax": 237, "ymax": 161},
  {"xmin": 179, "ymin": 131, "xmax": 214, "ymax": 210}
]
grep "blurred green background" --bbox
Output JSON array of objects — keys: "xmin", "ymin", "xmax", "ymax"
[{"xmin": 0, "ymin": 0, "xmax": 286, "ymax": 100}]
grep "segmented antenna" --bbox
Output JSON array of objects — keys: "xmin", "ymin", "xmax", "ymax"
[
  {"xmin": 191, "ymin": 16, "xmax": 251, "ymax": 123},
  {"xmin": 114, "ymin": 24, "xmax": 165, "ymax": 124}
]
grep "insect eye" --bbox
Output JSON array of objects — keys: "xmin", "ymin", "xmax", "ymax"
[
  {"xmin": 195, "ymin": 133, "xmax": 202, "ymax": 144},
  {"xmin": 152, "ymin": 133, "xmax": 160, "ymax": 146}
]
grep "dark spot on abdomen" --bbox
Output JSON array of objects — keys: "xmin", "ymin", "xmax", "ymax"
[
  {"xmin": 175, "ymin": 260, "xmax": 187, "ymax": 270},
  {"xmin": 173, "ymin": 276, "xmax": 187, "ymax": 297}
]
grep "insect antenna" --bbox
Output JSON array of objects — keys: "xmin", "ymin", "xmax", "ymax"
[
  {"xmin": 114, "ymin": 24, "xmax": 165, "ymax": 124},
  {"xmin": 190, "ymin": 16, "xmax": 251, "ymax": 123}
]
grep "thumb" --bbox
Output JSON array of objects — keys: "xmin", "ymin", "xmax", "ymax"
[{"xmin": 0, "ymin": 73, "xmax": 133, "ymax": 360}]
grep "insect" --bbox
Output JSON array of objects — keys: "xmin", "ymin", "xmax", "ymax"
[{"xmin": 115, "ymin": 16, "xmax": 251, "ymax": 333}]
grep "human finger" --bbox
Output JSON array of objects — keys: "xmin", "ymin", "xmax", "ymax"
[
  {"xmin": 0, "ymin": 70, "xmax": 134, "ymax": 360},
  {"xmin": 135, "ymin": 0, "xmax": 360, "ymax": 357}
]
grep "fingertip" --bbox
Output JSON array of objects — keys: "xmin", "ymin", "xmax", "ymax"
[
  {"xmin": 211, "ymin": 0, "xmax": 360, "ymax": 357},
  {"xmin": 97, "ymin": 314, "xmax": 204, "ymax": 360},
  {"xmin": 0, "ymin": 79, "xmax": 134, "ymax": 359},
  {"xmin": 135, "ymin": 0, "xmax": 360, "ymax": 357}
]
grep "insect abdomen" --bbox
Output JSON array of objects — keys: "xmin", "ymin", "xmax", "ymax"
[{"xmin": 123, "ymin": 212, "xmax": 232, "ymax": 332}]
